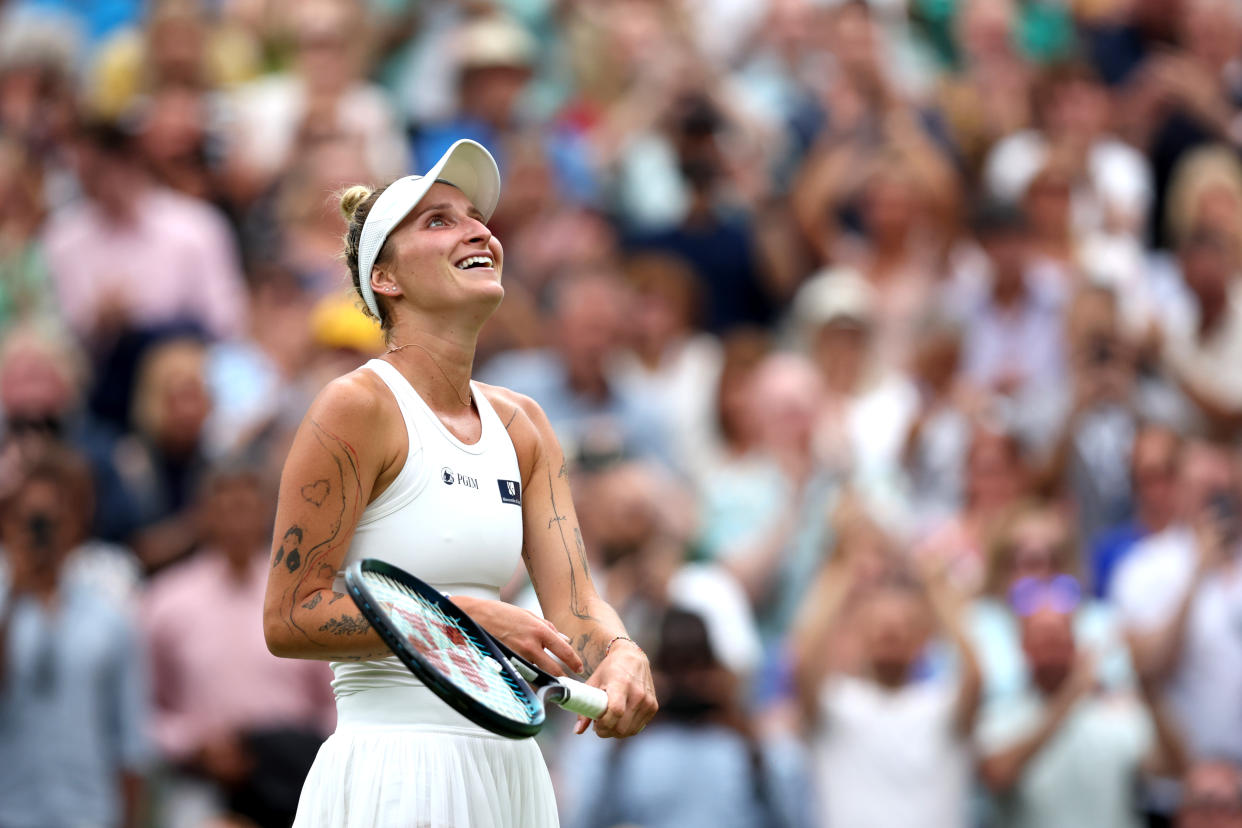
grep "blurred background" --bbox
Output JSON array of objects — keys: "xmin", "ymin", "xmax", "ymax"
[{"xmin": 1, "ymin": 0, "xmax": 1242, "ymax": 826}]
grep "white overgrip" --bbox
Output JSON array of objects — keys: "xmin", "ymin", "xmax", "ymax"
[{"xmin": 555, "ymin": 677, "xmax": 609, "ymax": 719}]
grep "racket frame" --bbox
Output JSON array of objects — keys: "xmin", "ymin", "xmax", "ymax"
[{"xmin": 344, "ymin": 559, "xmax": 545, "ymax": 739}]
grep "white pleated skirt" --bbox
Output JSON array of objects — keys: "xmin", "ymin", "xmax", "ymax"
[{"xmin": 293, "ymin": 685, "xmax": 559, "ymax": 828}]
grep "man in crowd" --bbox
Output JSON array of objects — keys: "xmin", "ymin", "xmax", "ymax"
[
  {"xmin": 978, "ymin": 576, "xmax": 1186, "ymax": 827},
  {"xmin": 0, "ymin": 448, "xmax": 150, "ymax": 826},
  {"xmin": 143, "ymin": 462, "xmax": 334, "ymax": 827}
]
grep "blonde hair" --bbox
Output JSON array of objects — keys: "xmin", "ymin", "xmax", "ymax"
[
  {"xmin": 1166, "ymin": 144, "xmax": 1242, "ymax": 250},
  {"xmin": 982, "ymin": 499, "xmax": 1082, "ymax": 598},
  {"xmin": 130, "ymin": 338, "xmax": 208, "ymax": 440},
  {"xmin": 336, "ymin": 183, "xmax": 393, "ymax": 334}
]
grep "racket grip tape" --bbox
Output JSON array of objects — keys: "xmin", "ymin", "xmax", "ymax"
[{"xmin": 556, "ymin": 677, "xmax": 609, "ymax": 719}]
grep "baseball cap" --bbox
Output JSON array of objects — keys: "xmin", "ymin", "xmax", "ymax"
[
  {"xmin": 456, "ymin": 15, "xmax": 536, "ymax": 71},
  {"xmin": 791, "ymin": 266, "xmax": 876, "ymax": 332},
  {"xmin": 357, "ymin": 139, "xmax": 502, "ymax": 320}
]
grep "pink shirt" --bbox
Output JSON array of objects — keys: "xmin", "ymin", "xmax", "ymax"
[
  {"xmin": 142, "ymin": 550, "xmax": 335, "ymax": 761},
  {"xmin": 43, "ymin": 188, "xmax": 248, "ymax": 341}
]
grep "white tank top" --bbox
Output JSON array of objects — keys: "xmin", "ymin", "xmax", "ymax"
[{"xmin": 330, "ymin": 358, "xmax": 525, "ymax": 700}]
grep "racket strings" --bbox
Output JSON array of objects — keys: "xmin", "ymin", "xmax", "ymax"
[{"xmin": 367, "ymin": 573, "xmax": 540, "ymax": 723}]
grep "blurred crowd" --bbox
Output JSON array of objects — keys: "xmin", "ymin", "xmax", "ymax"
[{"xmin": 1, "ymin": 0, "xmax": 1242, "ymax": 826}]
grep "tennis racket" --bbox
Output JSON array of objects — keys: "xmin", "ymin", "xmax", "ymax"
[{"xmin": 343, "ymin": 558, "xmax": 609, "ymax": 739}]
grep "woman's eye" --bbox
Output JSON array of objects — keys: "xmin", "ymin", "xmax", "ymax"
[{"xmin": 428, "ymin": 215, "xmax": 447, "ymax": 227}]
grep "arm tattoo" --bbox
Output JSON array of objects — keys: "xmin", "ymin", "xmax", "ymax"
[
  {"xmin": 547, "ymin": 467, "xmax": 597, "ymax": 622},
  {"xmin": 275, "ymin": 419, "xmax": 365, "ymax": 646},
  {"xmin": 575, "ymin": 632, "xmax": 603, "ymax": 676},
  {"xmin": 503, "ymin": 408, "xmax": 518, "ymax": 431},
  {"xmin": 301, "ymin": 593, "xmax": 322, "ymax": 611},
  {"xmin": 319, "ymin": 614, "xmax": 370, "ymax": 635},
  {"xmin": 301, "ymin": 479, "xmax": 330, "ymax": 506},
  {"xmin": 273, "ymin": 526, "xmax": 304, "ymax": 571}
]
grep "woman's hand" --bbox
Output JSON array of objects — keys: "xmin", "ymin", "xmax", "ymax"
[
  {"xmin": 452, "ymin": 596, "xmax": 583, "ymax": 677},
  {"xmin": 575, "ymin": 639, "xmax": 657, "ymax": 738}
]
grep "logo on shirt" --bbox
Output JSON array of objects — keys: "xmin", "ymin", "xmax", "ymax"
[
  {"xmin": 498, "ymin": 479, "xmax": 521, "ymax": 505},
  {"xmin": 441, "ymin": 466, "xmax": 478, "ymax": 489}
]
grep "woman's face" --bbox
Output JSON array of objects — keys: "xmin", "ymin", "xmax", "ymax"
[
  {"xmin": 1004, "ymin": 511, "xmax": 1067, "ymax": 589},
  {"xmin": 379, "ymin": 182, "xmax": 506, "ymax": 317}
]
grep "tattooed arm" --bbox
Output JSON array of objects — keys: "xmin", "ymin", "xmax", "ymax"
[
  {"xmin": 483, "ymin": 386, "xmax": 658, "ymax": 738},
  {"xmin": 263, "ymin": 372, "xmax": 402, "ymax": 661}
]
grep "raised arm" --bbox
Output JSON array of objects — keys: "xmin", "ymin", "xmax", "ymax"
[
  {"xmin": 919, "ymin": 563, "xmax": 982, "ymax": 737},
  {"xmin": 263, "ymin": 373, "xmax": 398, "ymax": 662},
  {"xmin": 788, "ymin": 555, "xmax": 858, "ymax": 723},
  {"xmin": 490, "ymin": 387, "xmax": 657, "ymax": 738}
]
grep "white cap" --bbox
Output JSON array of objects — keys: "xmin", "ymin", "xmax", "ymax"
[
  {"xmin": 792, "ymin": 266, "xmax": 875, "ymax": 330},
  {"xmin": 356, "ymin": 139, "xmax": 502, "ymax": 320}
]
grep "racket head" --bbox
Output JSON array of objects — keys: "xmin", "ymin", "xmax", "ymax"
[{"xmin": 344, "ymin": 558, "xmax": 545, "ymax": 739}]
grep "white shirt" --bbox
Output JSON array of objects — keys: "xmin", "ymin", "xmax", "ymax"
[
  {"xmin": 1112, "ymin": 525, "xmax": 1242, "ymax": 759},
  {"xmin": 1161, "ymin": 280, "xmax": 1242, "ymax": 409},
  {"xmin": 813, "ymin": 675, "xmax": 971, "ymax": 828},
  {"xmin": 977, "ymin": 691, "xmax": 1151, "ymax": 828}
]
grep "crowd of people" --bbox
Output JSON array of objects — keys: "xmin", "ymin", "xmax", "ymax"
[{"xmin": 1, "ymin": 0, "xmax": 1242, "ymax": 825}]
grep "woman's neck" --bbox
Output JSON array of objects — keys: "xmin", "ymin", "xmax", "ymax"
[{"xmin": 384, "ymin": 325, "xmax": 479, "ymax": 413}]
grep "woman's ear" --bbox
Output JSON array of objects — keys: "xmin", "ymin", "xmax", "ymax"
[{"xmin": 370, "ymin": 266, "xmax": 403, "ymax": 300}]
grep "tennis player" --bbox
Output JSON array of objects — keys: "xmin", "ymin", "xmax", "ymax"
[{"xmin": 263, "ymin": 139, "xmax": 657, "ymax": 826}]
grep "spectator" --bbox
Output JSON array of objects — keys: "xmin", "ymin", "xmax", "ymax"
[
  {"xmin": 1157, "ymin": 224, "xmax": 1242, "ymax": 435},
  {"xmin": 790, "ymin": 267, "xmax": 918, "ymax": 511},
  {"xmin": 144, "ymin": 462, "xmax": 333, "ymax": 828},
  {"xmin": 613, "ymin": 253, "xmax": 723, "ymax": 482},
  {"xmin": 0, "ymin": 135, "xmax": 53, "ymax": 328},
  {"xmin": 984, "ymin": 59, "xmax": 1153, "ymax": 242},
  {"xmin": 1090, "ymin": 423, "xmax": 1182, "ymax": 598},
  {"xmin": 977, "ymin": 576, "xmax": 1187, "ymax": 828},
  {"xmin": 1115, "ymin": 439, "xmax": 1242, "ymax": 781},
  {"xmin": 117, "ymin": 337, "xmax": 213, "ymax": 570},
  {"xmin": 0, "ymin": 322, "xmax": 139, "ymax": 542},
  {"xmin": 916, "ymin": 422, "xmax": 1031, "ymax": 596},
  {"xmin": 958, "ymin": 201, "xmax": 1066, "ymax": 419},
  {"xmin": 1127, "ymin": 0, "xmax": 1242, "ymax": 249},
  {"xmin": 970, "ymin": 500, "xmax": 1134, "ymax": 703},
  {"xmin": 900, "ymin": 312, "xmax": 976, "ymax": 531},
  {"xmin": 1039, "ymin": 285, "xmax": 1144, "ymax": 541},
  {"xmin": 480, "ymin": 268, "xmax": 669, "ymax": 468},
  {"xmin": 564, "ymin": 607, "xmax": 809, "ymax": 828},
  {"xmin": 791, "ymin": 552, "xmax": 982, "ymax": 828},
  {"xmin": 1178, "ymin": 759, "xmax": 1242, "ymax": 828},
  {"xmin": 222, "ymin": 0, "xmax": 406, "ymax": 205},
  {"xmin": 0, "ymin": 448, "xmax": 150, "ymax": 827},
  {"xmin": 696, "ymin": 352, "xmax": 838, "ymax": 645},
  {"xmin": 43, "ymin": 119, "xmax": 248, "ymax": 343},
  {"xmin": 625, "ymin": 89, "xmax": 783, "ymax": 333}
]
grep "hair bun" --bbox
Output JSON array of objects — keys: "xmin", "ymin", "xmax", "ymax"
[{"xmin": 338, "ymin": 185, "xmax": 373, "ymax": 222}]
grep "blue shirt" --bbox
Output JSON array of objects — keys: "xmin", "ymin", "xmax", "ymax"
[
  {"xmin": 1091, "ymin": 520, "xmax": 1148, "ymax": 599},
  {"xmin": 0, "ymin": 581, "xmax": 150, "ymax": 827},
  {"xmin": 562, "ymin": 722, "xmax": 811, "ymax": 828}
]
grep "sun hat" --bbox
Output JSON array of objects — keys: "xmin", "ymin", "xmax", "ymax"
[{"xmin": 356, "ymin": 139, "xmax": 502, "ymax": 319}]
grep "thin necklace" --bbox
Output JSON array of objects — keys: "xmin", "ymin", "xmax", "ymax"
[{"xmin": 386, "ymin": 342, "xmax": 474, "ymax": 409}]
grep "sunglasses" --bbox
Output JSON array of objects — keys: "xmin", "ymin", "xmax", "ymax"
[{"xmin": 1009, "ymin": 574, "xmax": 1082, "ymax": 617}]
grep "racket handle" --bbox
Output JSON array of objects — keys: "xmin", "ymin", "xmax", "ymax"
[{"xmin": 554, "ymin": 677, "xmax": 609, "ymax": 719}]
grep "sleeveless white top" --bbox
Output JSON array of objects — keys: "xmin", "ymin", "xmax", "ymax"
[{"xmin": 330, "ymin": 358, "xmax": 525, "ymax": 700}]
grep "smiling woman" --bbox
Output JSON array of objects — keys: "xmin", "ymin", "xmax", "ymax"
[{"xmin": 262, "ymin": 139, "xmax": 657, "ymax": 828}]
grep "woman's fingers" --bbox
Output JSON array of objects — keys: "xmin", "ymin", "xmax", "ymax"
[{"xmin": 541, "ymin": 626, "xmax": 584, "ymax": 674}]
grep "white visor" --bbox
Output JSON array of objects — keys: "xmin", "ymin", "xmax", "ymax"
[{"xmin": 356, "ymin": 139, "xmax": 502, "ymax": 320}]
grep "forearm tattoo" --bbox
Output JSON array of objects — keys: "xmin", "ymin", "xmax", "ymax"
[
  {"xmin": 546, "ymin": 464, "xmax": 597, "ymax": 623},
  {"xmin": 272, "ymin": 418, "xmax": 366, "ymax": 647}
]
